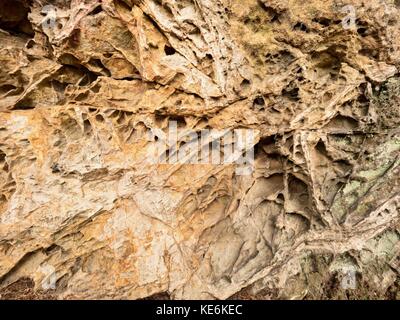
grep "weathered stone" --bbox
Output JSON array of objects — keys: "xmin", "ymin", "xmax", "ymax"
[{"xmin": 0, "ymin": 0, "xmax": 399, "ymax": 300}]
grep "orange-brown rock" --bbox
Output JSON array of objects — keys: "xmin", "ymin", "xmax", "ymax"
[{"xmin": 0, "ymin": 0, "xmax": 399, "ymax": 299}]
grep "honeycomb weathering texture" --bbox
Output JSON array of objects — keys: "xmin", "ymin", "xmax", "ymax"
[{"xmin": 0, "ymin": 0, "xmax": 399, "ymax": 299}]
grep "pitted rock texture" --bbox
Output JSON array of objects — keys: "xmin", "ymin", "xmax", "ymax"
[{"xmin": 0, "ymin": 0, "xmax": 399, "ymax": 299}]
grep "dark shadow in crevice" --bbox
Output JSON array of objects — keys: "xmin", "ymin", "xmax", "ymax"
[{"xmin": 0, "ymin": 0, "xmax": 34, "ymax": 38}]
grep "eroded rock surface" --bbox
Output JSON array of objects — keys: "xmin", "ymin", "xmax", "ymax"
[{"xmin": 0, "ymin": 0, "xmax": 399, "ymax": 299}]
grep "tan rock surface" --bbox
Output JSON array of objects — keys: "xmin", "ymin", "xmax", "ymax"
[{"xmin": 0, "ymin": 0, "xmax": 399, "ymax": 299}]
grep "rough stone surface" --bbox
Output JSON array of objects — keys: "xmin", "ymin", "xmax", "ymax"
[{"xmin": 0, "ymin": 0, "xmax": 399, "ymax": 299}]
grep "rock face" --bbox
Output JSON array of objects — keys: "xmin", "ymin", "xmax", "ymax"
[{"xmin": 0, "ymin": 0, "xmax": 399, "ymax": 300}]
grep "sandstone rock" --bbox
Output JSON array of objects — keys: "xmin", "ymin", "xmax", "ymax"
[{"xmin": 0, "ymin": 0, "xmax": 399, "ymax": 299}]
